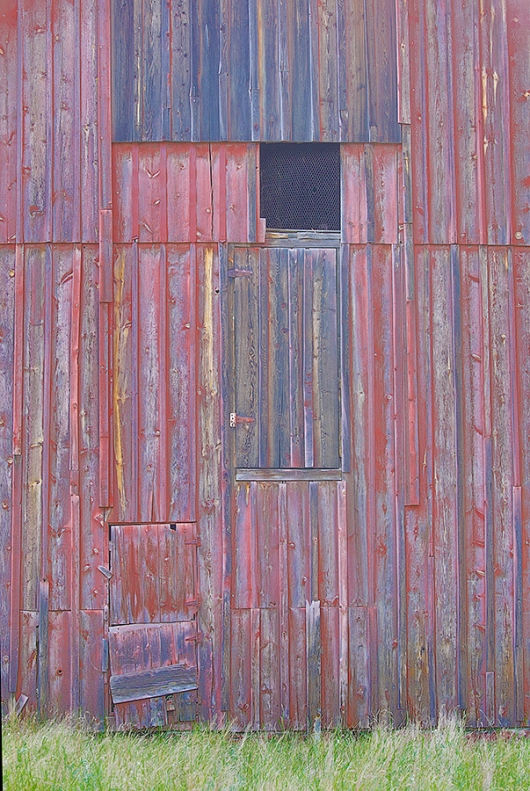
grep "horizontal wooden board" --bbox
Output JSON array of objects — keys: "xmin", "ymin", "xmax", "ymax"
[{"xmin": 110, "ymin": 663, "xmax": 197, "ymax": 704}]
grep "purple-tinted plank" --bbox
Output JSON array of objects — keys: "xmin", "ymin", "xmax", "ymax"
[
  {"xmin": 79, "ymin": 609, "xmax": 105, "ymax": 724},
  {"xmin": 452, "ymin": 0, "xmax": 483, "ymax": 244},
  {"xmin": 0, "ymin": 5, "xmax": 17, "ymax": 243},
  {"xmin": 20, "ymin": 0, "xmax": 51, "ymax": 242},
  {"xmin": 17, "ymin": 611, "xmax": 38, "ymax": 711},
  {"xmin": 167, "ymin": 245, "xmax": 196, "ymax": 522},
  {"xmin": 260, "ymin": 607, "xmax": 280, "ymax": 730},
  {"xmin": 395, "ymin": 0, "xmax": 411, "ymax": 124},
  {"xmin": 286, "ymin": 482, "xmax": 311, "ymax": 608},
  {"xmin": 52, "ymin": 0, "xmax": 80, "ymax": 242},
  {"xmin": 321, "ymin": 607, "xmax": 340, "ymax": 727},
  {"xmin": 317, "ymin": 482, "xmax": 339, "ymax": 606},
  {"xmin": 166, "ymin": 145, "xmax": 191, "ymax": 242},
  {"xmin": 479, "ymin": 0, "xmax": 512, "ymax": 245},
  {"xmin": 79, "ymin": 245, "xmax": 105, "ymax": 611},
  {"xmin": 459, "ymin": 246, "xmax": 487, "ymax": 726},
  {"xmin": 80, "ymin": 0, "xmax": 98, "ymax": 242},
  {"xmin": 112, "ymin": 245, "xmax": 134, "ymax": 520},
  {"xmin": 407, "ymin": 0, "xmax": 429, "ymax": 244},
  {"xmin": 0, "ymin": 246, "xmax": 15, "ymax": 698},
  {"xmin": 233, "ymin": 482, "xmax": 256, "ymax": 609},
  {"xmin": 230, "ymin": 609, "xmax": 252, "ymax": 730},
  {"xmin": 256, "ymin": 483, "xmax": 280, "ymax": 608},
  {"xmin": 341, "ymin": 146, "xmax": 368, "ymax": 244},
  {"xmin": 508, "ymin": 1, "xmax": 530, "ymax": 245},
  {"xmin": 488, "ymin": 247, "xmax": 515, "ymax": 725},
  {"xmin": 21, "ymin": 246, "xmax": 46, "ymax": 610},
  {"xmin": 137, "ymin": 246, "xmax": 162, "ymax": 521},
  {"xmin": 113, "ymin": 145, "xmax": 135, "ymax": 243},
  {"xmin": 138, "ymin": 145, "xmax": 164, "ymax": 243},
  {"xmin": 48, "ymin": 610, "xmax": 72, "ymax": 715},
  {"xmin": 288, "ymin": 607, "xmax": 307, "ymax": 730},
  {"xmin": 48, "ymin": 246, "xmax": 73, "ymax": 611}
]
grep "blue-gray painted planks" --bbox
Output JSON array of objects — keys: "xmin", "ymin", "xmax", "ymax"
[{"xmin": 112, "ymin": 0, "xmax": 400, "ymax": 143}]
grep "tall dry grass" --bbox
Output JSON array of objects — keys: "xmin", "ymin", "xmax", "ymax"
[{"xmin": 3, "ymin": 715, "xmax": 530, "ymax": 790}]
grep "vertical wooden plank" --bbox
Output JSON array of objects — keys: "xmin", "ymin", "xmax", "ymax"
[
  {"xmin": 113, "ymin": 245, "xmax": 134, "ymax": 520},
  {"xmin": 513, "ymin": 249, "xmax": 530, "ymax": 723},
  {"xmin": 167, "ymin": 245, "xmax": 196, "ymax": 522},
  {"xmin": 167, "ymin": 146, "xmax": 191, "ymax": 242},
  {"xmin": 488, "ymin": 247, "xmax": 515, "ymax": 725},
  {"xmin": 141, "ymin": 0, "xmax": 163, "ymax": 141},
  {"xmin": 79, "ymin": 246, "xmax": 105, "ymax": 611},
  {"xmin": 196, "ymin": 244, "xmax": 223, "ymax": 721},
  {"xmin": 311, "ymin": 248, "xmax": 340, "ymax": 468},
  {"xmin": 195, "ymin": 144, "xmax": 213, "ymax": 242},
  {"xmin": 228, "ymin": 0, "xmax": 251, "ymax": 140},
  {"xmin": 407, "ymin": 0, "xmax": 429, "ymax": 244},
  {"xmin": 317, "ymin": 0, "xmax": 339, "ymax": 141},
  {"xmin": 48, "ymin": 246, "xmax": 73, "ymax": 612},
  {"xmin": 234, "ymin": 248, "xmax": 259, "ymax": 468},
  {"xmin": 291, "ymin": 0, "xmax": 312, "ymax": 141},
  {"xmin": 321, "ymin": 606, "xmax": 340, "ymax": 727},
  {"xmin": 80, "ymin": 0, "xmax": 99, "ymax": 241},
  {"xmin": 277, "ymin": 0, "xmax": 292, "ymax": 141},
  {"xmin": 138, "ymin": 146, "xmax": 164, "ymax": 243},
  {"xmin": 21, "ymin": 0, "xmax": 51, "ymax": 242},
  {"xmin": 16, "ymin": 611, "xmax": 38, "ymax": 711},
  {"xmin": 97, "ymin": 0, "xmax": 113, "ymax": 207},
  {"xmin": 341, "ymin": 145, "xmax": 368, "ymax": 244},
  {"xmin": 287, "ymin": 249, "xmax": 305, "ymax": 467},
  {"xmin": 337, "ymin": 481, "xmax": 349, "ymax": 725},
  {"xmin": 111, "ymin": 0, "xmax": 134, "ymax": 140},
  {"xmin": 52, "ymin": 0, "xmax": 80, "ymax": 242},
  {"xmin": 0, "ymin": 247, "xmax": 15, "ymax": 698},
  {"xmin": 306, "ymin": 599, "xmax": 321, "ymax": 729},
  {"xmin": 337, "ymin": 0, "xmax": 369, "ymax": 141},
  {"xmin": 395, "ymin": 0, "xmax": 411, "ymax": 124},
  {"xmin": 508, "ymin": 1, "xmax": 530, "ymax": 246},
  {"xmin": 260, "ymin": 607, "xmax": 280, "ymax": 729},
  {"xmin": 364, "ymin": 0, "xmax": 400, "ymax": 142},
  {"xmin": 371, "ymin": 244, "xmax": 398, "ymax": 720},
  {"xmin": 371, "ymin": 146, "xmax": 399, "ymax": 245},
  {"xmin": 286, "ymin": 482, "xmax": 311, "ymax": 608},
  {"xmin": 233, "ymin": 483, "xmax": 256, "ymax": 609},
  {"xmin": 200, "ymin": 0, "xmax": 221, "ymax": 140},
  {"xmin": 269, "ymin": 248, "xmax": 290, "ymax": 466},
  {"xmin": 0, "ymin": 4, "xmax": 18, "ymax": 243},
  {"xmin": 79, "ymin": 609, "xmax": 104, "ymax": 724},
  {"xmin": 230, "ymin": 609, "xmax": 252, "ymax": 730},
  {"xmin": 430, "ymin": 246, "xmax": 459, "ymax": 715},
  {"xmin": 451, "ymin": 0, "xmax": 483, "ymax": 244},
  {"xmin": 137, "ymin": 246, "xmax": 161, "ymax": 521},
  {"xmin": 256, "ymin": 483, "xmax": 280, "ymax": 608},
  {"xmin": 288, "ymin": 606, "xmax": 306, "ymax": 729},
  {"xmin": 226, "ymin": 145, "xmax": 252, "ymax": 243},
  {"xmin": 479, "ymin": 0, "xmax": 512, "ymax": 245},
  {"xmin": 112, "ymin": 145, "xmax": 134, "ymax": 243},
  {"xmin": 170, "ymin": 0, "xmax": 192, "ymax": 140},
  {"xmin": 318, "ymin": 482, "xmax": 339, "ymax": 606},
  {"xmin": 48, "ymin": 610, "xmax": 72, "ymax": 715},
  {"xmin": 21, "ymin": 247, "xmax": 45, "ymax": 610},
  {"xmin": 258, "ymin": 0, "xmax": 280, "ymax": 140}
]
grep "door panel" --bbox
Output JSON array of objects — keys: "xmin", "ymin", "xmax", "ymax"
[
  {"xmin": 108, "ymin": 523, "xmax": 199, "ymax": 728},
  {"xmin": 231, "ymin": 245, "xmax": 341, "ymax": 470}
]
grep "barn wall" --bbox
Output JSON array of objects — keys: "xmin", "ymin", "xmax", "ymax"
[{"xmin": 1, "ymin": 0, "xmax": 530, "ymax": 728}]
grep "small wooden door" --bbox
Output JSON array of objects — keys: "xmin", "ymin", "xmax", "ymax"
[
  {"xmin": 108, "ymin": 523, "xmax": 199, "ymax": 728},
  {"xmin": 229, "ymin": 244, "xmax": 341, "ymax": 475}
]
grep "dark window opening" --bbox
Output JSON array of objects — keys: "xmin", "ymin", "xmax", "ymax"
[{"xmin": 260, "ymin": 143, "xmax": 341, "ymax": 231}]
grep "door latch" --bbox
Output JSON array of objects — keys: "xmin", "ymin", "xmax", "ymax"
[{"xmin": 229, "ymin": 413, "xmax": 255, "ymax": 427}]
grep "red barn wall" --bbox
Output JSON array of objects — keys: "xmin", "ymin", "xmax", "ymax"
[{"xmin": 1, "ymin": 0, "xmax": 530, "ymax": 728}]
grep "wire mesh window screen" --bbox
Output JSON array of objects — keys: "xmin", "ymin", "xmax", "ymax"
[{"xmin": 260, "ymin": 143, "xmax": 341, "ymax": 231}]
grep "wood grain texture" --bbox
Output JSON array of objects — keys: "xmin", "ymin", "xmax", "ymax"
[
  {"xmin": 0, "ymin": 6, "xmax": 17, "ymax": 243},
  {"xmin": 112, "ymin": 0, "xmax": 400, "ymax": 143}
]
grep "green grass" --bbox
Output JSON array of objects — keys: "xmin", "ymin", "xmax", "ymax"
[{"xmin": 3, "ymin": 717, "xmax": 530, "ymax": 791}]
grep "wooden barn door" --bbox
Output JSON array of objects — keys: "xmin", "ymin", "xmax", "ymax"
[
  {"xmin": 107, "ymin": 523, "xmax": 199, "ymax": 728},
  {"xmin": 227, "ymin": 242, "xmax": 346, "ymax": 730}
]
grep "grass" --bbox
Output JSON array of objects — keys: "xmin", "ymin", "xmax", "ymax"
[{"xmin": 3, "ymin": 716, "xmax": 530, "ymax": 790}]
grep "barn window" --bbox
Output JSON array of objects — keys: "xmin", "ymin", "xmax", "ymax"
[{"xmin": 260, "ymin": 143, "xmax": 341, "ymax": 231}]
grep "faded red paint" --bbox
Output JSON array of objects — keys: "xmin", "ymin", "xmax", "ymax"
[{"xmin": 1, "ymin": 0, "xmax": 530, "ymax": 730}]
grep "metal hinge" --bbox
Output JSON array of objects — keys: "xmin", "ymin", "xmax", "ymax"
[
  {"xmin": 185, "ymin": 631, "xmax": 203, "ymax": 644},
  {"xmin": 229, "ymin": 412, "xmax": 255, "ymax": 427},
  {"xmin": 184, "ymin": 536, "xmax": 201, "ymax": 546}
]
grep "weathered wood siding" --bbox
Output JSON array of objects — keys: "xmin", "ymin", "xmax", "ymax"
[
  {"xmin": 112, "ymin": 0, "xmax": 400, "ymax": 143},
  {"xmin": 1, "ymin": 0, "xmax": 530, "ymax": 729}
]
